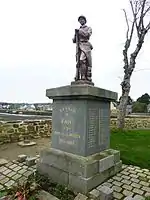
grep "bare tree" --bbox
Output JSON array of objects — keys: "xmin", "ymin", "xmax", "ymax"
[{"xmin": 117, "ymin": 0, "xmax": 150, "ymax": 129}]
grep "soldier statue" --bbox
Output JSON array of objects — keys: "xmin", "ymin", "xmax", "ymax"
[{"xmin": 72, "ymin": 15, "xmax": 93, "ymax": 83}]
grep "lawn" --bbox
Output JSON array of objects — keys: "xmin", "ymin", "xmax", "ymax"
[{"xmin": 110, "ymin": 129, "xmax": 150, "ymax": 169}]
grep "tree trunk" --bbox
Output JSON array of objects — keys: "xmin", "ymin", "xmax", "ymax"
[
  {"xmin": 117, "ymin": 71, "xmax": 131, "ymax": 129},
  {"xmin": 117, "ymin": 30, "xmax": 146, "ymax": 129},
  {"xmin": 117, "ymin": 90, "xmax": 130, "ymax": 129},
  {"xmin": 117, "ymin": 0, "xmax": 150, "ymax": 129}
]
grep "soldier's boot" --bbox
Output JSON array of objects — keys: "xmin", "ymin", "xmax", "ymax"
[
  {"xmin": 81, "ymin": 61, "xmax": 87, "ymax": 80},
  {"xmin": 87, "ymin": 67, "xmax": 92, "ymax": 81},
  {"xmin": 75, "ymin": 67, "xmax": 80, "ymax": 81}
]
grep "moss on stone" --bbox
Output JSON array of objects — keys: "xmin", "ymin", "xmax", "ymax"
[
  {"xmin": 0, "ymin": 117, "xmax": 149, "ymax": 144},
  {"xmin": 18, "ymin": 127, "xmax": 26, "ymax": 133},
  {"xmin": 13, "ymin": 124, "xmax": 19, "ymax": 128},
  {"xmin": 27, "ymin": 125, "xmax": 35, "ymax": 132},
  {"xmin": 7, "ymin": 128, "xmax": 15, "ymax": 133}
]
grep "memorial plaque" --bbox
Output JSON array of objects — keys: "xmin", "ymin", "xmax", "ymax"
[
  {"xmin": 99, "ymin": 106, "xmax": 110, "ymax": 147},
  {"xmin": 52, "ymin": 99, "xmax": 110, "ymax": 156},
  {"xmin": 52, "ymin": 100, "xmax": 87, "ymax": 156},
  {"xmin": 86, "ymin": 101, "xmax": 110, "ymax": 155},
  {"xmin": 88, "ymin": 108, "xmax": 98, "ymax": 148}
]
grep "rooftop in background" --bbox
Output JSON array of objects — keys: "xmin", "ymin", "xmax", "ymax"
[{"xmin": 0, "ymin": 102, "xmax": 53, "ymax": 112}]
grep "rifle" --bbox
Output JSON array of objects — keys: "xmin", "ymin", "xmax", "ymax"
[{"xmin": 75, "ymin": 29, "xmax": 80, "ymax": 80}]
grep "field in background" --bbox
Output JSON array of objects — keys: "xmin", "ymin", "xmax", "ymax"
[{"xmin": 111, "ymin": 129, "xmax": 150, "ymax": 169}]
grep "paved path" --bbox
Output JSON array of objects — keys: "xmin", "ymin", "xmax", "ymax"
[
  {"xmin": 99, "ymin": 164, "xmax": 150, "ymax": 199},
  {"xmin": 0, "ymin": 158, "xmax": 37, "ymax": 191},
  {"xmin": 0, "ymin": 160, "xmax": 150, "ymax": 199}
]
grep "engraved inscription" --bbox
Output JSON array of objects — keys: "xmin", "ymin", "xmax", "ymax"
[
  {"xmin": 59, "ymin": 136, "xmax": 75, "ymax": 145},
  {"xmin": 61, "ymin": 119, "xmax": 72, "ymax": 131},
  {"xmin": 53, "ymin": 104, "xmax": 81, "ymax": 147},
  {"xmin": 54, "ymin": 131, "xmax": 80, "ymax": 138},
  {"xmin": 88, "ymin": 108, "xmax": 98, "ymax": 148},
  {"xmin": 59, "ymin": 106, "xmax": 76, "ymax": 113},
  {"xmin": 52, "ymin": 100, "xmax": 87, "ymax": 155},
  {"xmin": 99, "ymin": 108, "xmax": 108, "ymax": 145},
  {"xmin": 59, "ymin": 105, "xmax": 76, "ymax": 135}
]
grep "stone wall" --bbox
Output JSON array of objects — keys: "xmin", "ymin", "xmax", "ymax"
[
  {"xmin": 111, "ymin": 116, "xmax": 150, "ymax": 129},
  {"xmin": 0, "ymin": 116, "xmax": 150, "ymax": 144},
  {"xmin": 0, "ymin": 120, "xmax": 51, "ymax": 144}
]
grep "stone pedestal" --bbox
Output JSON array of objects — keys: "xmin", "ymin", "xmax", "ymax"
[{"xmin": 37, "ymin": 84, "xmax": 122, "ymax": 194}]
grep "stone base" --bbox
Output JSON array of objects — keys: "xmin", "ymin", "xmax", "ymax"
[
  {"xmin": 37, "ymin": 148, "xmax": 122, "ymax": 194},
  {"xmin": 18, "ymin": 141, "xmax": 36, "ymax": 147},
  {"xmin": 18, "ymin": 154, "xmax": 27, "ymax": 163},
  {"xmin": 0, "ymin": 159, "xmax": 9, "ymax": 166},
  {"xmin": 36, "ymin": 190, "xmax": 59, "ymax": 200},
  {"xmin": 26, "ymin": 157, "xmax": 37, "ymax": 166},
  {"xmin": 71, "ymin": 80, "xmax": 94, "ymax": 86}
]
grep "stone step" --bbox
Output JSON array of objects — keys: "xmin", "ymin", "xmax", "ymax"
[{"xmin": 36, "ymin": 190, "xmax": 59, "ymax": 200}]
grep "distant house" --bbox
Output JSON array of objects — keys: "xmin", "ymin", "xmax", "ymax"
[
  {"xmin": 111, "ymin": 101, "xmax": 132, "ymax": 115},
  {"xmin": 111, "ymin": 102, "xmax": 117, "ymax": 110},
  {"xmin": 36, "ymin": 103, "xmax": 53, "ymax": 111},
  {"xmin": 147, "ymin": 104, "xmax": 150, "ymax": 113},
  {"xmin": 110, "ymin": 102, "xmax": 118, "ymax": 116},
  {"xmin": 44, "ymin": 104, "xmax": 53, "ymax": 111},
  {"xmin": 19, "ymin": 104, "xmax": 35, "ymax": 111},
  {"xmin": 26, "ymin": 104, "xmax": 36, "ymax": 111},
  {"xmin": 126, "ymin": 105, "xmax": 132, "ymax": 115},
  {"xmin": 19, "ymin": 105, "xmax": 28, "ymax": 110},
  {"xmin": 2, "ymin": 105, "xmax": 9, "ymax": 109}
]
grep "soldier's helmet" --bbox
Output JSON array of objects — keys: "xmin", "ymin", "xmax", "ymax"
[{"xmin": 78, "ymin": 15, "xmax": 87, "ymax": 23}]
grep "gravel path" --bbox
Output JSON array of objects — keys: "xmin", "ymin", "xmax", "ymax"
[{"xmin": 0, "ymin": 138, "xmax": 50, "ymax": 161}]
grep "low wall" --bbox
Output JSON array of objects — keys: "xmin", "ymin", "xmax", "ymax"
[
  {"xmin": 111, "ymin": 117, "xmax": 150, "ymax": 129},
  {"xmin": 0, "ymin": 120, "xmax": 51, "ymax": 144},
  {"xmin": 0, "ymin": 116, "xmax": 150, "ymax": 144}
]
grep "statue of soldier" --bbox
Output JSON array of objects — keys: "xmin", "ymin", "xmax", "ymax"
[{"xmin": 73, "ymin": 15, "xmax": 93, "ymax": 82}]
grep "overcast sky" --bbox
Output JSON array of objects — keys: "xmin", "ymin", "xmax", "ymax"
[{"xmin": 0, "ymin": 0, "xmax": 150, "ymax": 103}]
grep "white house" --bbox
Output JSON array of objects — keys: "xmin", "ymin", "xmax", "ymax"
[
  {"xmin": 19, "ymin": 104, "xmax": 36, "ymax": 111},
  {"xmin": 126, "ymin": 105, "xmax": 132, "ymax": 115},
  {"xmin": 147, "ymin": 104, "xmax": 150, "ymax": 113},
  {"xmin": 110, "ymin": 102, "xmax": 118, "ymax": 110}
]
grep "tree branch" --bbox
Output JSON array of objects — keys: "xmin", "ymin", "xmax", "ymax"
[
  {"xmin": 123, "ymin": 9, "xmax": 130, "ymax": 39},
  {"xmin": 146, "ymin": 21, "xmax": 150, "ymax": 30},
  {"xmin": 123, "ymin": 9, "xmax": 131, "ymax": 72},
  {"xmin": 143, "ymin": 5, "xmax": 150, "ymax": 17},
  {"xmin": 130, "ymin": 0, "xmax": 140, "ymax": 38},
  {"xmin": 130, "ymin": 32, "xmax": 145, "ymax": 65},
  {"xmin": 129, "ymin": 19, "xmax": 135, "ymax": 43},
  {"xmin": 138, "ymin": 0, "xmax": 146, "ymax": 29}
]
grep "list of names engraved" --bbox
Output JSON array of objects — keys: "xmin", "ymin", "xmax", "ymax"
[
  {"xmin": 99, "ymin": 108, "xmax": 108, "ymax": 145},
  {"xmin": 88, "ymin": 108, "xmax": 98, "ymax": 148}
]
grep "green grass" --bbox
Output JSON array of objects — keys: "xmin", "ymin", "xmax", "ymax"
[
  {"xmin": 110, "ymin": 129, "xmax": 150, "ymax": 169},
  {"xmin": 0, "ymin": 191, "xmax": 7, "ymax": 198}
]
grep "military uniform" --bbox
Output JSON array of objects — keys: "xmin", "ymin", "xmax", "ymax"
[{"xmin": 73, "ymin": 16, "xmax": 93, "ymax": 81}]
